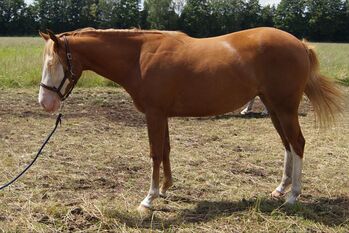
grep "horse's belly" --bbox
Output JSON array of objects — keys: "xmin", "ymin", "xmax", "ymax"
[
  {"xmin": 169, "ymin": 104, "xmax": 239, "ymax": 117},
  {"xmin": 168, "ymin": 85, "xmax": 253, "ymax": 117}
]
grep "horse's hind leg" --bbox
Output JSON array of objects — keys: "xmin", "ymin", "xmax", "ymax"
[
  {"xmin": 276, "ymin": 110, "xmax": 305, "ymax": 204},
  {"xmin": 261, "ymin": 96, "xmax": 305, "ymax": 204},
  {"xmin": 268, "ymin": 111, "xmax": 293, "ymax": 198}
]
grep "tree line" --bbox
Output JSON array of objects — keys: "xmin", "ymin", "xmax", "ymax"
[{"xmin": 1, "ymin": 0, "xmax": 348, "ymax": 42}]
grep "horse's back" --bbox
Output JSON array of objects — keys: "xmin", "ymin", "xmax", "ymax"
[{"xmin": 138, "ymin": 28, "xmax": 310, "ymax": 117}]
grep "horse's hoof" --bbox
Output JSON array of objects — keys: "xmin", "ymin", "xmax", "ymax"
[
  {"xmin": 159, "ymin": 190, "xmax": 167, "ymax": 198},
  {"xmin": 285, "ymin": 194, "xmax": 297, "ymax": 205},
  {"xmin": 137, "ymin": 204, "xmax": 152, "ymax": 218},
  {"xmin": 159, "ymin": 193, "xmax": 167, "ymax": 198},
  {"xmin": 271, "ymin": 189, "xmax": 285, "ymax": 198}
]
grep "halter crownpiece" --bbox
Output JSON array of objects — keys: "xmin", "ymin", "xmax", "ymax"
[{"xmin": 40, "ymin": 36, "xmax": 78, "ymax": 101}]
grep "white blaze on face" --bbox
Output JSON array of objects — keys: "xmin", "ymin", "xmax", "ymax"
[{"xmin": 38, "ymin": 43, "xmax": 65, "ymax": 113}]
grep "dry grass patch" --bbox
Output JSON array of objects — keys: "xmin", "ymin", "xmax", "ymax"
[{"xmin": 0, "ymin": 87, "xmax": 348, "ymax": 232}]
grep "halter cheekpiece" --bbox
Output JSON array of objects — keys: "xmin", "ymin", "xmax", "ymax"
[{"xmin": 40, "ymin": 36, "xmax": 78, "ymax": 101}]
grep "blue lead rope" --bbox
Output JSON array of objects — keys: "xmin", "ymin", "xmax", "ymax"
[{"xmin": 0, "ymin": 113, "xmax": 63, "ymax": 191}]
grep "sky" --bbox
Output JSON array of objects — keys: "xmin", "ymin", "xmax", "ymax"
[
  {"xmin": 25, "ymin": 0, "xmax": 281, "ymax": 6},
  {"xmin": 260, "ymin": 0, "xmax": 281, "ymax": 6}
]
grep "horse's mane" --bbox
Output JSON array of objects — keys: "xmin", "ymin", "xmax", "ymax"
[
  {"xmin": 58, "ymin": 27, "xmax": 185, "ymax": 38},
  {"xmin": 44, "ymin": 27, "xmax": 186, "ymax": 71}
]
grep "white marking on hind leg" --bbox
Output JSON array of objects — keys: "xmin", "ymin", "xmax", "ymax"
[
  {"xmin": 286, "ymin": 146, "xmax": 303, "ymax": 204},
  {"xmin": 276, "ymin": 149, "xmax": 293, "ymax": 193},
  {"xmin": 272, "ymin": 149, "xmax": 292, "ymax": 198}
]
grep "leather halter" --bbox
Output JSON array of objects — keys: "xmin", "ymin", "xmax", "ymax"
[{"xmin": 40, "ymin": 36, "xmax": 78, "ymax": 101}]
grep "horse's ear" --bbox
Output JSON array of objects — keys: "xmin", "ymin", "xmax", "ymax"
[
  {"xmin": 46, "ymin": 29, "xmax": 60, "ymax": 48},
  {"xmin": 39, "ymin": 31, "xmax": 49, "ymax": 41}
]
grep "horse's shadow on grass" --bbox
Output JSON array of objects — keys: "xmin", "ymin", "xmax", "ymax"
[{"xmin": 114, "ymin": 195, "xmax": 348, "ymax": 230}]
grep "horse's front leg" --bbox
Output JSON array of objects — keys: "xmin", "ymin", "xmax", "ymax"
[
  {"xmin": 160, "ymin": 121, "xmax": 172, "ymax": 197},
  {"xmin": 138, "ymin": 111, "xmax": 167, "ymax": 214}
]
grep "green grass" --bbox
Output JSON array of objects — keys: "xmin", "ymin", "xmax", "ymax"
[
  {"xmin": 313, "ymin": 43, "xmax": 349, "ymax": 85},
  {"xmin": 0, "ymin": 37, "xmax": 115, "ymax": 88},
  {"xmin": 0, "ymin": 38, "xmax": 348, "ymax": 88}
]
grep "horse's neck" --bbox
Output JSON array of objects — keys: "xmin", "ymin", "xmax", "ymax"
[{"xmin": 73, "ymin": 33, "xmax": 144, "ymax": 94}]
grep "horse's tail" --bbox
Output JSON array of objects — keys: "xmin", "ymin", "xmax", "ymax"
[{"xmin": 302, "ymin": 40, "xmax": 344, "ymax": 127}]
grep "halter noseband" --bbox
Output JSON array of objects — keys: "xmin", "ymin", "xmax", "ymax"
[{"xmin": 40, "ymin": 36, "xmax": 78, "ymax": 101}]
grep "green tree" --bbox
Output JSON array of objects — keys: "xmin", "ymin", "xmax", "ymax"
[
  {"xmin": 34, "ymin": 0, "xmax": 69, "ymax": 32},
  {"xmin": 139, "ymin": 5, "xmax": 149, "ymax": 29},
  {"xmin": 67, "ymin": 0, "xmax": 99, "ymax": 29},
  {"xmin": 261, "ymin": 5, "xmax": 276, "ymax": 27},
  {"xmin": 306, "ymin": 0, "xmax": 345, "ymax": 41},
  {"xmin": 0, "ymin": 0, "xmax": 29, "ymax": 35},
  {"xmin": 333, "ymin": 0, "xmax": 349, "ymax": 41},
  {"xmin": 144, "ymin": 0, "xmax": 178, "ymax": 30},
  {"xmin": 209, "ymin": 0, "xmax": 244, "ymax": 35},
  {"xmin": 241, "ymin": 0, "xmax": 263, "ymax": 29},
  {"xmin": 115, "ymin": 0, "xmax": 140, "ymax": 28},
  {"xmin": 179, "ymin": 0, "xmax": 211, "ymax": 37},
  {"xmin": 97, "ymin": 0, "xmax": 114, "ymax": 28},
  {"xmin": 98, "ymin": 0, "xmax": 140, "ymax": 29},
  {"xmin": 344, "ymin": 0, "xmax": 349, "ymax": 40},
  {"xmin": 274, "ymin": 0, "xmax": 307, "ymax": 38},
  {"xmin": 20, "ymin": 3, "xmax": 38, "ymax": 34}
]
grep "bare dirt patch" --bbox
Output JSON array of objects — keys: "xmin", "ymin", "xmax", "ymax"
[{"xmin": 0, "ymin": 87, "xmax": 348, "ymax": 232}]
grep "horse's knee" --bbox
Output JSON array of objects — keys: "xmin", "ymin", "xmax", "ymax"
[{"xmin": 150, "ymin": 152, "xmax": 163, "ymax": 164}]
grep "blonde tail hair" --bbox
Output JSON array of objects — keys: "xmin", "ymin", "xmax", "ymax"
[{"xmin": 302, "ymin": 40, "xmax": 344, "ymax": 127}]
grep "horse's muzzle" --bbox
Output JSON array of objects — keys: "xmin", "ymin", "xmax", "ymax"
[{"xmin": 38, "ymin": 87, "xmax": 61, "ymax": 113}]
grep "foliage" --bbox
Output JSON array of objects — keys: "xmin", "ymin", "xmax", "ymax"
[
  {"xmin": 241, "ymin": 0, "xmax": 263, "ymax": 29},
  {"xmin": 0, "ymin": 0, "xmax": 348, "ymax": 42},
  {"xmin": 209, "ymin": 0, "xmax": 244, "ymax": 36},
  {"xmin": 0, "ymin": 0, "xmax": 35, "ymax": 35},
  {"xmin": 274, "ymin": 0, "xmax": 307, "ymax": 38},
  {"xmin": 306, "ymin": 0, "xmax": 347, "ymax": 41},
  {"xmin": 145, "ymin": 0, "xmax": 178, "ymax": 30},
  {"xmin": 98, "ymin": 0, "xmax": 140, "ymax": 29},
  {"xmin": 179, "ymin": 0, "xmax": 212, "ymax": 37}
]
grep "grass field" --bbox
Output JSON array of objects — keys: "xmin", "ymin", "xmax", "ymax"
[
  {"xmin": 0, "ymin": 37, "xmax": 348, "ymax": 232},
  {"xmin": 0, "ymin": 88, "xmax": 348, "ymax": 232},
  {"xmin": 0, "ymin": 37, "xmax": 116, "ymax": 88}
]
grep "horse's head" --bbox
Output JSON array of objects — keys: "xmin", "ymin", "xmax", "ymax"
[{"xmin": 38, "ymin": 30, "xmax": 82, "ymax": 113}]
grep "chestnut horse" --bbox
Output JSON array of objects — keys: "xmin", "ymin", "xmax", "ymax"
[{"xmin": 38, "ymin": 28, "xmax": 343, "ymax": 214}]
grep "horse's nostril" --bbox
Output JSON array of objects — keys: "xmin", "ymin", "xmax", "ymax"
[{"xmin": 39, "ymin": 99, "xmax": 51, "ymax": 111}]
